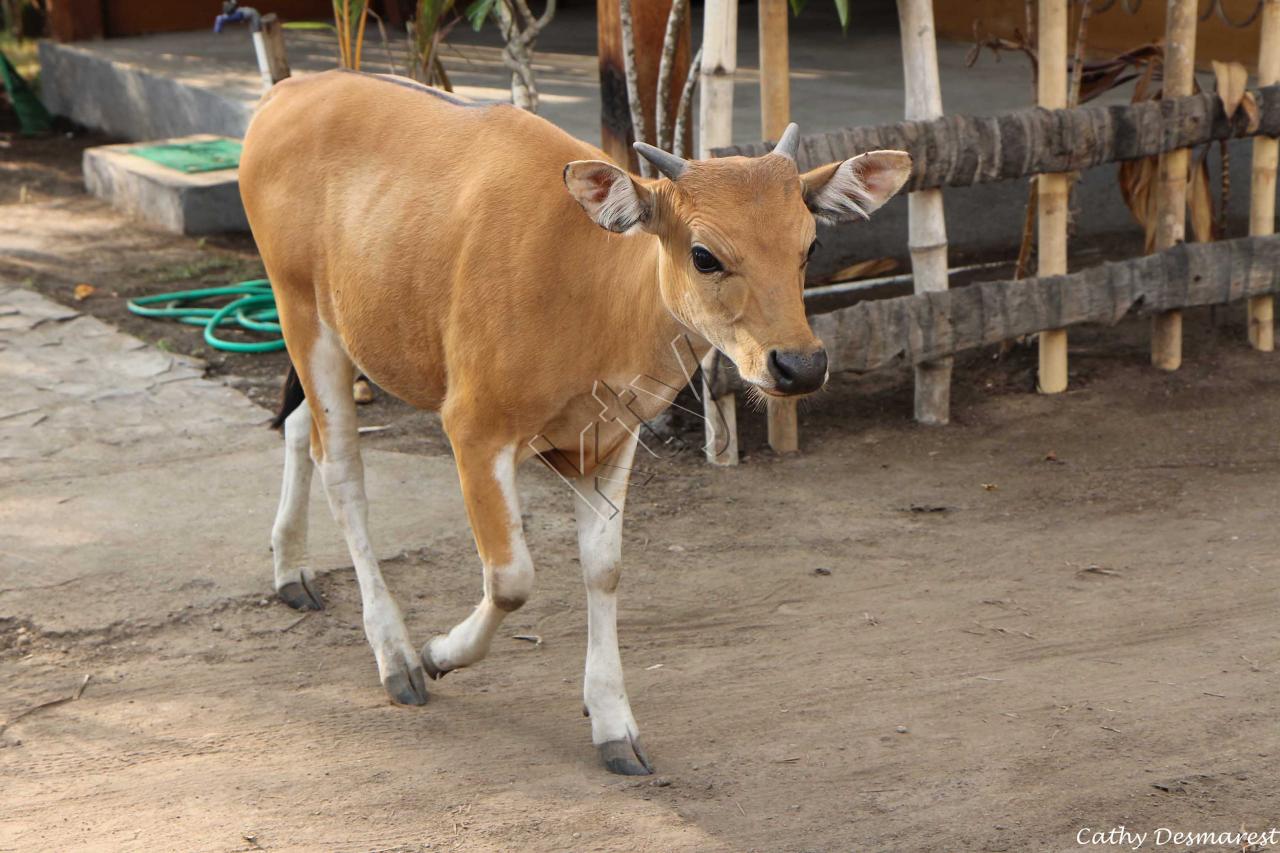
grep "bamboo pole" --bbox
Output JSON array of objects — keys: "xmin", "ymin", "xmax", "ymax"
[
  {"xmin": 759, "ymin": 0, "xmax": 799, "ymax": 453},
  {"xmin": 699, "ymin": 0, "xmax": 740, "ymax": 466},
  {"xmin": 1250, "ymin": 0, "xmax": 1280, "ymax": 352},
  {"xmin": 1036, "ymin": 0, "xmax": 1069, "ymax": 393},
  {"xmin": 898, "ymin": 0, "xmax": 952, "ymax": 423},
  {"xmin": 699, "ymin": 0, "xmax": 738, "ymax": 156},
  {"xmin": 1151, "ymin": 0, "xmax": 1197, "ymax": 370},
  {"xmin": 758, "ymin": 0, "xmax": 790, "ymax": 139}
]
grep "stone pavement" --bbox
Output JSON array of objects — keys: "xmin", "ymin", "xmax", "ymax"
[{"xmin": 0, "ymin": 284, "xmax": 475, "ymax": 635}]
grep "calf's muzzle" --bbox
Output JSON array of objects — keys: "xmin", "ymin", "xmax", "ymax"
[{"xmin": 766, "ymin": 348, "xmax": 828, "ymax": 395}]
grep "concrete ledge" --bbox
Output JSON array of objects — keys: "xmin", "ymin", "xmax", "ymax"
[
  {"xmin": 40, "ymin": 40, "xmax": 254, "ymax": 141},
  {"xmin": 83, "ymin": 135, "xmax": 249, "ymax": 234}
]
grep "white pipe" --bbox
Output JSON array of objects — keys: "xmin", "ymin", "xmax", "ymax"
[{"xmin": 251, "ymin": 30, "xmax": 272, "ymax": 93}]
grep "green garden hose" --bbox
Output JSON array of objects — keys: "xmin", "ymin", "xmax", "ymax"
[{"xmin": 127, "ymin": 280, "xmax": 285, "ymax": 353}]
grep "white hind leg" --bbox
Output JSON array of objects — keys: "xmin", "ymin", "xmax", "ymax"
[
  {"xmin": 272, "ymin": 403, "xmax": 321, "ymax": 610},
  {"xmin": 306, "ymin": 325, "xmax": 428, "ymax": 705}
]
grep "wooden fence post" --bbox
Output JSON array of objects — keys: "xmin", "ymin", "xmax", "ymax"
[
  {"xmin": 1037, "ymin": 0, "xmax": 1069, "ymax": 393},
  {"xmin": 1250, "ymin": 0, "xmax": 1280, "ymax": 352},
  {"xmin": 760, "ymin": 0, "xmax": 800, "ymax": 453},
  {"xmin": 260, "ymin": 14, "xmax": 291, "ymax": 85},
  {"xmin": 1151, "ymin": 0, "xmax": 1198, "ymax": 370},
  {"xmin": 758, "ymin": 0, "xmax": 789, "ymax": 136},
  {"xmin": 898, "ymin": 0, "xmax": 952, "ymax": 423},
  {"xmin": 699, "ymin": 0, "xmax": 740, "ymax": 466}
]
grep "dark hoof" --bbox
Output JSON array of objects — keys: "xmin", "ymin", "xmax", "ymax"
[
  {"xmin": 383, "ymin": 653, "xmax": 429, "ymax": 706},
  {"xmin": 420, "ymin": 642, "xmax": 453, "ymax": 681},
  {"xmin": 277, "ymin": 576, "xmax": 323, "ymax": 611},
  {"xmin": 598, "ymin": 737, "xmax": 653, "ymax": 776}
]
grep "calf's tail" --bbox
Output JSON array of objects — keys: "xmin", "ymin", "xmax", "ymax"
[{"xmin": 270, "ymin": 363, "xmax": 306, "ymax": 430}]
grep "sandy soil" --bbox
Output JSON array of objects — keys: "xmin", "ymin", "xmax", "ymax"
[{"xmin": 3, "ymin": 129, "xmax": 1279, "ymax": 853}]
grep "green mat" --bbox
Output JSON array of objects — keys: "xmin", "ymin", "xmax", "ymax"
[
  {"xmin": 0, "ymin": 50, "xmax": 51, "ymax": 136},
  {"xmin": 130, "ymin": 139, "xmax": 243, "ymax": 173}
]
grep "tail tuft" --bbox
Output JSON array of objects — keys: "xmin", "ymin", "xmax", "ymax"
[{"xmin": 270, "ymin": 364, "xmax": 306, "ymax": 430}]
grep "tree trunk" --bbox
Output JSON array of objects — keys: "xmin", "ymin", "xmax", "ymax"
[{"xmin": 597, "ymin": 0, "xmax": 693, "ymax": 169}]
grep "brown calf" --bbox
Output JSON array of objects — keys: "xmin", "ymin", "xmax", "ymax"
[{"xmin": 239, "ymin": 69, "xmax": 910, "ymax": 775}]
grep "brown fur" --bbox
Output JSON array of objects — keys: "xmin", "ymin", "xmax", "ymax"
[{"xmin": 241, "ymin": 68, "xmax": 908, "ymax": 603}]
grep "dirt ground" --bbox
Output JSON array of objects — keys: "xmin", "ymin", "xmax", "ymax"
[{"xmin": 3, "ymin": 128, "xmax": 1279, "ymax": 853}]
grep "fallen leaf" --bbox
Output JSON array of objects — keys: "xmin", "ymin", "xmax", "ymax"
[
  {"xmin": 73, "ymin": 283, "xmax": 95, "ymax": 301},
  {"xmin": 1118, "ymin": 156, "xmax": 1160, "ymax": 252},
  {"xmin": 1117, "ymin": 57, "xmax": 1162, "ymax": 251},
  {"xmin": 1240, "ymin": 91, "xmax": 1261, "ymax": 134},
  {"xmin": 1212, "ymin": 60, "xmax": 1248, "ymax": 120},
  {"xmin": 813, "ymin": 257, "xmax": 898, "ymax": 285},
  {"xmin": 981, "ymin": 483, "xmax": 999, "ymax": 491},
  {"xmin": 1188, "ymin": 151, "xmax": 1215, "ymax": 243}
]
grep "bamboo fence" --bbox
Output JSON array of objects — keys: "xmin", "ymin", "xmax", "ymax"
[{"xmin": 692, "ymin": 0, "xmax": 1279, "ymax": 461}]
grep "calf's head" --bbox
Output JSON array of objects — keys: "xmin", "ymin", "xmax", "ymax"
[{"xmin": 564, "ymin": 125, "xmax": 911, "ymax": 397}]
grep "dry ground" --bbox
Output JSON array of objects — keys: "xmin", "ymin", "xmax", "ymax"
[{"xmin": 2, "ymin": 128, "xmax": 1279, "ymax": 853}]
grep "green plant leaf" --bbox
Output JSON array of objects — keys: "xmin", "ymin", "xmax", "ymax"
[
  {"xmin": 789, "ymin": 0, "xmax": 849, "ymax": 33},
  {"xmin": 281, "ymin": 20, "xmax": 336, "ymax": 30},
  {"xmin": 465, "ymin": 0, "xmax": 498, "ymax": 31}
]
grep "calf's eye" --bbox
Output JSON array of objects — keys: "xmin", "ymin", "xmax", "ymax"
[{"xmin": 691, "ymin": 245, "xmax": 723, "ymax": 274}]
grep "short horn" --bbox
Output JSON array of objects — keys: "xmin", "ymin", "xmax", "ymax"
[
  {"xmin": 772, "ymin": 122, "xmax": 800, "ymax": 160},
  {"xmin": 633, "ymin": 141, "xmax": 687, "ymax": 180}
]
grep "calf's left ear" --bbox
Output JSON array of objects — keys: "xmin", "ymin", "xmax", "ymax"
[
  {"xmin": 564, "ymin": 160, "xmax": 654, "ymax": 234},
  {"xmin": 801, "ymin": 150, "xmax": 913, "ymax": 223}
]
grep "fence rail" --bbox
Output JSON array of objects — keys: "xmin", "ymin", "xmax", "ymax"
[
  {"xmin": 805, "ymin": 234, "xmax": 1280, "ymax": 374},
  {"xmin": 713, "ymin": 84, "xmax": 1280, "ymax": 190}
]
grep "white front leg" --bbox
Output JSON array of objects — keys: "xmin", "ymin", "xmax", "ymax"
[{"xmin": 573, "ymin": 433, "xmax": 651, "ymax": 775}]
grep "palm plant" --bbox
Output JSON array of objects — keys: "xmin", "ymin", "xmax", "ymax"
[
  {"xmin": 332, "ymin": 0, "xmax": 372, "ymax": 69},
  {"xmin": 412, "ymin": 0, "xmax": 457, "ymax": 89},
  {"xmin": 789, "ymin": 0, "xmax": 849, "ymax": 31}
]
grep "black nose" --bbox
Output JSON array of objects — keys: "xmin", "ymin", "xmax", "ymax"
[{"xmin": 767, "ymin": 348, "xmax": 828, "ymax": 394}]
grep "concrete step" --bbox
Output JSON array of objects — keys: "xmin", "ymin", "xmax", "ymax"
[{"xmin": 83, "ymin": 135, "xmax": 249, "ymax": 235}]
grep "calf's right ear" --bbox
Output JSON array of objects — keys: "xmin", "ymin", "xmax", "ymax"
[{"xmin": 564, "ymin": 161, "xmax": 653, "ymax": 234}]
